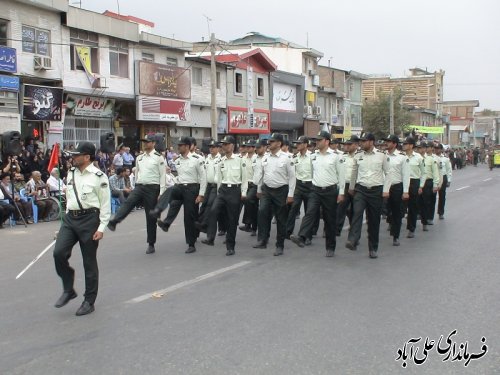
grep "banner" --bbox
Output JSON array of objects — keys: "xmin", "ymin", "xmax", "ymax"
[
  {"xmin": 66, "ymin": 94, "xmax": 114, "ymax": 118},
  {"xmin": 137, "ymin": 61, "xmax": 191, "ymax": 100},
  {"xmin": 0, "ymin": 47, "xmax": 17, "ymax": 73},
  {"xmin": 76, "ymin": 46, "xmax": 96, "ymax": 86},
  {"xmin": 137, "ymin": 96, "xmax": 190, "ymax": 122},
  {"xmin": 22, "ymin": 85, "xmax": 63, "ymax": 121},
  {"xmin": 272, "ymin": 82, "xmax": 297, "ymax": 112},
  {"xmin": 408, "ymin": 125, "xmax": 444, "ymax": 134},
  {"xmin": 228, "ymin": 107, "xmax": 270, "ymax": 134}
]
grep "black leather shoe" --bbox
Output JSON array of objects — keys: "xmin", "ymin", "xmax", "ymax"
[
  {"xmin": 185, "ymin": 246, "xmax": 196, "ymax": 254},
  {"xmin": 369, "ymin": 250, "xmax": 378, "ymax": 259},
  {"xmin": 149, "ymin": 208, "xmax": 162, "ymax": 219},
  {"xmin": 201, "ymin": 239, "xmax": 214, "ymax": 246},
  {"xmin": 427, "ymin": 220, "xmax": 434, "ymax": 225},
  {"xmin": 239, "ymin": 225, "xmax": 251, "ymax": 232},
  {"xmin": 253, "ymin": 241, "xmax": 267, "ymax": 249},
  {"xmin": 304, "ymin": 238, "xmax": 312, "ymax": 246},
  {"xmin": 226, "ymin": 249, "xmax": 235, "ymax": 256},
  {"xmin": 289, "ymin": 235, "xmax": 305, "ymax": 248},
  {"xmin": 157, "ymin": 220, "xmax": 170, "ymax": 232},
  {"xmin": 54, "ymin": 290, "xmax": 77, "ymax": 308},
  {"xmin": 439, "ymin": 215, "xmax": 444, "ymax": 220},
  {"xmin": 146, "ymin": 244, "xmax": 155, "ymax": 254},
  {"xmin": 345, "ymin": 241, "xmax": 357, "ymax": 251},
  {"xmin": 75, "ymin": 301, "xmax": 94, "ymax": 316},
  {"xmin": 423, "ymin": 225, "xmax": 429, "ymax": 232},
  {"xmin": 250, "ymin": 230, "xmax": 257, "ymax": 237},
  {"xmin": 407, "ymin": 231, "xmax": 415, "ymax": 238},
  {"xmin": 217, "ymin": 230, "xmax": 226, "ymax": 236},
  {"xmin": 393, "ymin": 238, "xmax": 400, "ymax": 246},
  {"xmin": 273, "ymin": 247, "xmax": 284, "ymax": 256},
  {"xmin": 107, "ymin": 221, "xmax": 117, "ymax": 232},
  {"xmin": 325, "ymin": 249, "xmax": 335, "ymax": 257}
]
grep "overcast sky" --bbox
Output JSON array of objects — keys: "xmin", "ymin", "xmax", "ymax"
[{"xmin": 81, "ymin": 0, "xmax": 500, "ymax": 109}]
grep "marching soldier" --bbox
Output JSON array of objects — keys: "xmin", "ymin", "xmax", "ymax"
[
  {"xmin": 384, "ymin": 135, "xmax": 410, "ymax": 246},
  {"xmin": 239, "ymin": 139, "xmax": 259, "ymax": 235},
  {"xmin": 53, "ymin": 142, "xmax": 111, "ymax": 316},
  {"xmin": 421, "ymin": 141, "xmax": 440, "ymax": 231},
  {"xmin": 286, "ymin": 136, "xmax": 313, "ymax": 240},
  {"xmin": 346, "ymin": 133, "xmax": 391, "ymax": 258},
  {"xmin": 402, "ymin": 137, "xmax": 425, "ymax": 239},
  {"xmin": 434, "ymin": 143, "xmax": 452, "ymax": 219},
  {"xmin": 336, "ymin": 135, "xmax": 360, "ymax": 236},
  {"xmin": 427, "ymin": 142, "xmax": 442, "ymax": 224},
  {"xmin": 157, "ymin": 136, "xmax": 207, "ymax": 254},
  {"xmin": 253, "ymin": 133, "xmax": 296, "ymax": 256},
  {"xmin": 290, "ymin": 131, "xmax": 345, "ymax": 257},
  {"xmin": 107, "ymin": 135, "xmax": 166, "ymax": 254},
  {"xmin": 203, "ymin": 136, "xmax": 248, "ymax": 255}
]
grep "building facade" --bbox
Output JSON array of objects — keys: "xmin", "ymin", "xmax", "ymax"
[{"xmin": 442, "ymin": 100, "xmax": 479, "ymax": 146}]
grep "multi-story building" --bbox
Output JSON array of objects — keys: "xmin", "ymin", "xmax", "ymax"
[
  {"xmin": 473, "ymin": 111, "xmax": 499, "ymax": 147},
  {"xmin": 362, "ymin": 68, "xmax": 445, "ymax": 136},
  {"xmin": 442, "ymin": 100, "xmax": 479, "ymax": 146}
]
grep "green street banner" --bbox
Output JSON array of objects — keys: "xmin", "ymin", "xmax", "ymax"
[{"xmin": 407, "ymin": 125, "xmax": 444, "ymax": 134}]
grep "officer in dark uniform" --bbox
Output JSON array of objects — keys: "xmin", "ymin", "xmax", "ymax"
[
  {"xmin": 239, "ymin": 139, "xmax": 259, "ymax": 235},
  {"xmin": 53, "ymin": 142, "xmax": 111, "ymax": 316},
  {"xmin": 107, "ymin": 134, "xmax": 166, "ymax": 254}
]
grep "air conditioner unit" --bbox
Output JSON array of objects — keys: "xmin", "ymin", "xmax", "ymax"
[
  {"xmin": 312, "ymin": 75, "xmax": 320, "ymax": 86},
  {"xmin": 313, "ymin": 106, "xmax": 322, "ymax": 116},
  {"xmin": 304, "ymin": 105, "xmax": 313, "ymax": 116},
  {"xmin": 308, "ymin": 69, "xmax": 317, "ymax": 76},
  {"xmin": 337, "ymin": 110, "xmax": 343, "ymax": 116},
  {"xmin": 92, "ymin": 77, "xmax": 107, "ymax": 89},
  {"xmin": 34, "ymin": 56, "xmax": 53, "ymax": 70}
]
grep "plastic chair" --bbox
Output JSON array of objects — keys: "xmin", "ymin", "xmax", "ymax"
[{"xmin": 20, "ymin": 188, "xmax": 38, "ymax": 223}]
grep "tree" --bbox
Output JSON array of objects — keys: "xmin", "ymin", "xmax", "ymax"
[{"xmin": 362, "ymin": 88, "xmax": 413, "ymax": 139}]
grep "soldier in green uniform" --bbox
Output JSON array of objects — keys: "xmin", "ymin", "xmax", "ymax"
[{"xmin": 53, "ymin": 142, "xmax": 111, "ymax": 316}]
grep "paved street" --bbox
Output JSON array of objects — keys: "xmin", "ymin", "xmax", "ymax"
[{"xmin": 1, "ymin": 165, "xmax": 499, "ymax": 374}]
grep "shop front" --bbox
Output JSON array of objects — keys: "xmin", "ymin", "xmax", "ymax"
[
  {"xmin": 227, "ymin": 106, "xmax": 270, "ymax": 144},
  {"xmin": 0, "ymin": 47, "xmax": 20, "ymax": 134}
]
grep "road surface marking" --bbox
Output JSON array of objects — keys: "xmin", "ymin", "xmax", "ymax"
[
  {"xmin": 127, "ymin": 261, "xmax": 252, "ymax": 303},
  {"xmin": 483, "ymin": 178, "xmax": 492, "ymax": 182},
  {"xmin": 455, "ymin": 186, "xmax": 470, "ymax": 191}
]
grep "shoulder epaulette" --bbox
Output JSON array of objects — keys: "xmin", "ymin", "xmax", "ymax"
[
  {"xmin": 70, "ymin": 167, "xmax": 76, "ymax": 171},
  {"xmin": 377, "ymin": 149, "xmax": 385, "ymax": 153},
  {"xmin": 154, "ymin": 151, "xmax": 161, "ymax": 156},
  {"xmin": 355, "ymin": 150, "xmax": 363, "ymax": 154},
  {"xmin": 192, "ymin": 154, "xmax": 200, "ymax": 159},
  {"xmin": 95, "ymin": 171, "xmax": 104, "ymax": 177}
]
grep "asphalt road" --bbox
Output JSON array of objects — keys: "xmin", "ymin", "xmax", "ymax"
[{"xmin": 1, "ymin": 164, "xmax": 499, "ymax": 374}]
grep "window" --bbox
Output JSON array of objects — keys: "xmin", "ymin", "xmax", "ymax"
[
  {"xmin": 0, "ymin": 19, "xmax": 8, "ymax": 46},
  {"xmin": 166, "ymin": 57, "xmax": 178, "ymax": 66},
  {"xmin": 109, "ymin": 37, "xmax": 129, "ymax": 78},
  {"xmin": 142, "ymin": 52, "xmax": 154, "ymax": 62},
  {"xmin": 235, "ymin": 72, "xmax": 243, "ymax": 94},
  {"xmin": 70, "ymin": 28, "xmax": 99, "ymax": 73},
  {"xmin": 216, "ymin": 71, "xmax": 221, "ymax": 89},
  {"xmin": 192, "ymin": 67, "xmax": 202, "ymax": 86},
  {"xmin": 257, "ymin": 77, "xmax": 264, "ymax": 97},
  {"xmin": 22, "ymin": 25, "xmax": 50, "ymax": 56}
]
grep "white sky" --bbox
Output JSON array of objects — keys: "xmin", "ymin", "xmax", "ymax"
[{"xmin": 80, "ymin": 0, "xmax": 500, "ymax": 109}]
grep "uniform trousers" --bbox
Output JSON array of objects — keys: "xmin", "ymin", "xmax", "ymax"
[
  {"xmin": 257, "ymin": 184, "xmax": 289, "ymax": 248},
  {"xmin": 336, "ymin": 182, "xmax": 353, "ymax": 235},
  {"xmin": 207, "ymin": 185, "xmax": 241, "ymax": 250},
  {"xmin": 163, "ymin": 183, "xmax": 200, "ymax": 246},
  {"xmin": 421, "ymin": 179, "xmax": 434, "ymax": 225},
  {"xmin": 298, "ymin": 185, "xmax": 338, "ymax": 250},
  {"xmin": 347, "ymin": 184, "xmax": 384, "ymax": 252},
  {"xmin": 53, "ymin": 211, "xmax": 100, "ymax": 304},
  {"xmin": 0, "ymin": 202, "xmax": 14, "ymax": 224},
  {"xmin": 198, "ymin": 183, "xmax": 217, "ymax": 229},
  {"xmin": 112, "ymin": 184, "xmax": 160, "ymax": 245},
  {"xmin": 406, "ymin": 178, "xmax": 421, "ymax": 232},
  {"xmin": 438, "ymin": 175, "xmax": 448, "ymax": 216},
  {"xmin": 155, "ymin": 186, "xmax": 173, "ymax": 212},
  {"xmin": 242, "ymin": 182, "xmax": 259, "ymax": 231},
  {"xmin": 387, "ymin": 182, "xmax": 404, "ymax": 239},
  {"xmin": 286, "ymin": 180, "xmax": 311, "ymax": 236},
  {"xmin": 429, "ymin": 185, "xmax": 438, "ymax": 221}
]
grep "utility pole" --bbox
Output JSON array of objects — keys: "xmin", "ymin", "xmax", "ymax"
[
  {"xmin": 210, "ymin": 33, "xmax": 217, "ymax": 139},
  {"xmin": 389, "ymin": 89, "xmax": 395, "ymax": 135}
]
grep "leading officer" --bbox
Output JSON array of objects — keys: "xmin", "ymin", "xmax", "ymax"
[{"xmin": 53, "ymin": 142, "xmax": 111, "ymax": 316}]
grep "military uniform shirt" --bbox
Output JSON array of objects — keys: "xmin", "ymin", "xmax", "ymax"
[
  {"xmin": 386, "ymin": 151, "xmax": 410, "ymax": 193},
  {"xmin": 423, "ymin": 154, "xmax": 440, "ymax": 188},
  {"xmin": 433, "ymin": 154, "xmax": 444, "ymax": 187},
  {"xmin": 341, "ymin": 153, "xmax": 356, "ymax": 184},
  {"xmin": 440, "ymin": 155, "xmax": 452, "ymax": 183},
  {"xmin": 136, "ymin": 150, "xmax": 167, "ymax": 195},
  {"xmin": 293, "ymin": 151, "xmax": 313, "ymax": 182},
  {"xmin": 350, "ymin": 149, "xmax": 392, "ymax": 193},
  {"xmin": 311, "ymin": 149, "xmax": 346, "ymax": 194},
  {"xmin": 257, "ymin": 150, "xmax": 296, "ymax": 197},
  {"xmin": 174, "ymin": 152, "xmax": 207, "ymax": 196},
  {"xmin": 252, "ymin": 155, "xmax": 264, "ymax": 186},
  {"xmin": 216, "ymin": 154, "xmax": 248, "ymax": 196},
  {"xmin": 406, "ymin": 152, "xmax": 426, "ymax": 188},
  {"xmin": 205, "ymin": 153, "xmax": 220, "ymax": 184},
  {"xmin": 242, "ymin": 153, "xmax": 257, "ymax": 182},
  {"xmin": 66, "ymin": 164, "xmax": 111, "ymax": 233}
]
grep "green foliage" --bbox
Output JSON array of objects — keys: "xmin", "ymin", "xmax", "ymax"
[{"xmin": 362, "ymin": 88, "xmax": 413, "ymax": 138}]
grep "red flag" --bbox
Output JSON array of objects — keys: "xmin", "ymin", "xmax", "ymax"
[{"xmin": 47, "ymin": 143, "xmax": 60, "ymax": 172}]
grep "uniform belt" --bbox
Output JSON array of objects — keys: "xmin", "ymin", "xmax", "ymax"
[
  {"xmin": 68, "ymin": 208, "xmax": 100, "ymax": 217},
  {"xmin": 178, "ymin": 183, "xmax": 199, "ymax": 187},
  {"xmin": 248, "ymin": 182, "xmax": 255, "ymax": 187},
  {"xmin": 207, "ymin": 183, "xmax": 217, "ymax": 188},
  {"xmin": 221, "ymin": 183, "xmax": 241, "ymax": 188},
  {"xmin": 312, "ymin": 184, "xmax": 336, "ymax": 190},
  {"xmin": 357, "ymin": 184, "xmax": 382, "ymax": 190},
  {"xmin": 297, "ymin": 179, "xmax": 312, "ymax": 184}
]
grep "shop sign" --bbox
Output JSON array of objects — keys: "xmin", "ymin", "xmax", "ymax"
[
  {"xmin": 0, "ymin": 47, "xmax": 17, "ymax": 73},
  {"xmin": 228, "ymin": 107, "xmax": 270, "ymax": 134},
  {"xmin": 137, "ymin": 61, "xmax": 191, "ymax": 100},
  {"xmin": 22, "ymin": 85, "xmax": 63, "ymax": 121},
  {"xmin": 66, "ymin": 94, "xmax": 114, "ymax": 117}
]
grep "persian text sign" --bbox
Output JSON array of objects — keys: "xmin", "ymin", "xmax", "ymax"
[
  {"xmin": 22, "ymin": 85, "xmax": 63, "ymax": 121},
  {"xmin": 138, "ymin": 61, "xmax": 191, "ymax": 100},
  {"xmin": 66, "ymin": 94, "xmax": 114, "ymax": 118},
  {"xmin": 272, "ymin": 82, "xmax": 296, "ymax": 112},
  {"xmin": 228, "ymin": 107, "xmax": 270, "ymax": 134},
  {"xmin": 0, "ymin": 47, "xmax": 17, "ymax": 73},
  {"xmin": 137, "ymin": 96, "xmax": 191, "ymax": 122}
]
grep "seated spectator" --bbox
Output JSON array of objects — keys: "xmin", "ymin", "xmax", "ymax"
[
  {"xmin": 124, "ymin": 167, "xmax": 134, "ymax": 190},
  {"xmin": 12, "ymin": 172, "xmax": 26, "ymax": 193},
  {"xmin": 0, "ymin": 173, "xmax": 34, "ymax": 224},
  {"xmin": 47, "ymin": 168, "xmax": 67, "ymax": 195},
  {"xmin": 109, "ymin": 167, "xmax": 131, "ymax": 204},
  {"xmin": 0, "ymin": 183, "xmax": 15, "ymax": 228},
  {"xmin": 25, "ymin": 171, "xmax": 58, "ymax": 222}
]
